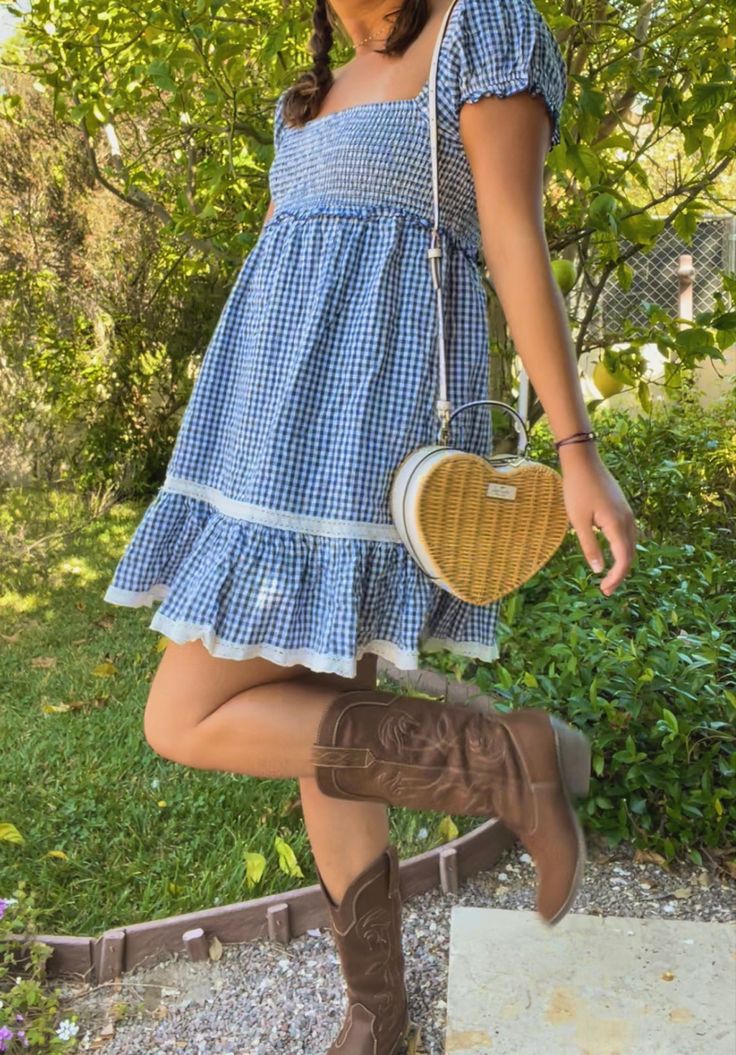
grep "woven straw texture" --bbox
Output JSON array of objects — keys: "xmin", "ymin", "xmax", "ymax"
[{"xmin": 413, "ymin": 454, "xmax": 569, "ymax": 604}]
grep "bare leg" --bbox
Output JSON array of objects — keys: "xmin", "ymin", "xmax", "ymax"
[
  {"xmin": 144, "ymin": 642, "xmax": 390, "ymax": 905},
  {"xmin": 186, "ymin": 659, "xmax": 390, "ymax": 904},
  {"xmin": 173, "ymin": 674, "xmax": 369, "ymax": 777}
]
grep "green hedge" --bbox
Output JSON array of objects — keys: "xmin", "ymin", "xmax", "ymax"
[{"xmin": 456, "ymin": 388, "xmax": 735, "ymax": 863}]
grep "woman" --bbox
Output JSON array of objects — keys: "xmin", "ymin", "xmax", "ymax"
[{"xmin": 104, "ymin": 0, "xmax": 637, "ymax": 1051}]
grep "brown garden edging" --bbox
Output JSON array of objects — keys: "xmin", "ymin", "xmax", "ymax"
[
  {"xmin": 9, "ymin": 661, "xmax": 513, "ymax": 983},
  {"xmin": 23, "ymin": 817, "xmax": 514, "ymax": 983}
]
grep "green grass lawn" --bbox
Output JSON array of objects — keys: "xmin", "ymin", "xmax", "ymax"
[{"xmin": 1, "ymin": 487, "xmax": 480, "ymax": 937}]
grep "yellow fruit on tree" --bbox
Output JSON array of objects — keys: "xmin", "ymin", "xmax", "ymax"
[
  {"xmin": 550, "ymin": 258, "xmax": 577, "ymax": 296},
  {"xmin": 593, "ymin": 360, "xmax": 625, "ymax": 397}
]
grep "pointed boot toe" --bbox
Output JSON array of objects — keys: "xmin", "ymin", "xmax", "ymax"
[{"xmin": 497, "ymin": 711, "xmax": 590, "ymax": 925}]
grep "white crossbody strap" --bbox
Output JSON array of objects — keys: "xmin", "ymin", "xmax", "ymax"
[{"xmin": 426, "ymin": 0, "xmax": 464, "ymax": 439}]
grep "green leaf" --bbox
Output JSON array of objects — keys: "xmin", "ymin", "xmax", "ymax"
[
  {"xmin": 211, "ymin": 41, "xmax": 244, "ymax": 68},
  {"xmin": 0, "ymin": 822, "xmax": 25, "ymax": 844},
  {"xmin": 661, "ymin": 708, "xmax": 679, "ymax": 735},
  {"xmin": 674, "ymin": 327, "xmax": 717, "ymax": 358},
  {"xmin": 147, "ymin": 59, "xmax": 177, "ymax": 92},
  {"xmin": 438, "ymin": 815, "xmax": 459, "ymax": 842},
  {"xmin": 567, "ymin": 144, "xmax": 601, "ymax": 185},
  {"xmin": 638, "ymin": 378, "xmax": 652, "ymax": 414},
  {"xmin": 619, "ymin": 211, "xmax": 664, "ymax": 246},
  {"xmin": 273, "ymin": 835, "xmax": 304, "ymax": 879},
  {"xmin": 243, "ymin": 851, "xmax": 266, "ymax": 889},
  {"xmin": 616, "ymin": 261, "xmax": 634, "ymax": 291},
  {"xmin": 689, "ymin": 81, "xmax": 733, "ymax": 118},
  {"xmin": 712, "ymin": 311, "xmax": 736, "ymax": 330},
  {"xmin": 716, "ymin": 114, "xmax": 736, "ymax": 155}
]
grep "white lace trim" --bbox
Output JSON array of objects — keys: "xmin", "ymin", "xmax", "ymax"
[
  {"xmin": 422, "ymin": 636, "xmax": 500, "ymax": 664},
  {"xmin": 104, "ymin": 584, "xmax": 169, "ymax": 607},
  {"xmin": 102, "ymin": 587, "xmax": 499, "ymax": 676},
  {"xmin": 162, "ymin": 475, "xmax": 402, "ymax": 542},
  {"xmin": 150, "ymin": 611, "xmax": 425, "ymax": 677}
]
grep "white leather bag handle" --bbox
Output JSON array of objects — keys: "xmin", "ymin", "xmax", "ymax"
[
  {"xmin": 424, "ymin": 0, "xmax": 530, "ymax": 456},
  {"xmin": 425, "ymin": 0, "xmax": 464, "ymax": 443}
]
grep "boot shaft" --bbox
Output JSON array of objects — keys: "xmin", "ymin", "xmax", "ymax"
[
  {"xmin": 310, "ymin": 689, "xmax": 542, "ymax": 829},
  {"xmin": 317, "ymin": 845, "xmax": 410, "ymax": 1054}
]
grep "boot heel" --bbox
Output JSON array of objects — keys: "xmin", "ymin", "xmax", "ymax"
[{"xmin": 550, "ymin": 716, "xmax": 591, "ymax": 799}]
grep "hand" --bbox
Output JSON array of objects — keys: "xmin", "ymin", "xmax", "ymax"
[{"xmin": 558, "ymin": 442, "xmax": 638, "ymax": 595}]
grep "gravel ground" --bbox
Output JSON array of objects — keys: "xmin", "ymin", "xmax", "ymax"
[{"xmin": 60, "ymin": 838, "xmax": 734, "ymax": 1055}]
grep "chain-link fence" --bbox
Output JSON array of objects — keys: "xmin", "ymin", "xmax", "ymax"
[
  {"xmin": 514, "ymin": 214, "xmax": 736, "ymax": 431},
  {"xmin": 599, "ymin": 214, "xmax": 736, "ymax": 330}
]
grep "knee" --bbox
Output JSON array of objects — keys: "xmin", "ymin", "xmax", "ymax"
[{"xmin": 143, "ymin": 694, "xmax": 193, "ymax": 766}]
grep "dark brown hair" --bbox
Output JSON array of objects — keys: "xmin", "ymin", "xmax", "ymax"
[{"xmin": 281, "ymin": 0, "xmax": 430, "ymax": 129}]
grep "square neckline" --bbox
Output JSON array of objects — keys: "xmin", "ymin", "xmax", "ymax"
[
  {"xmin": 284, "ymin": 80, "xmax": 430, "ymax": 134},
  {"xmin": 279, "ymin": 0, "xmax": 468, "ymax": 135}
]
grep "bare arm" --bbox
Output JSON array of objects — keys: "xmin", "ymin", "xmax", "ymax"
[
  {"xmin": 261, "ymin": 197, "xmax": 275, "ymax": 231},
  {"xmin": 460, "ymin": 92, "xmax": 588, "ymax": 444},
  {"xmin": 460, "ymin": 93, "xmax": 637, "ymax": 594}
]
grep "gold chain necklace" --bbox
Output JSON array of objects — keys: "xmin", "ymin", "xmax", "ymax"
[{"xmin": 353, "ymin": 28, "xmax": 390, "ymax": 48}]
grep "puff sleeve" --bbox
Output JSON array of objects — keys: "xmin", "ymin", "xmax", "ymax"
[{"xmin": 457, "ymin": 0, "xmax": 567, "ymax": 150}]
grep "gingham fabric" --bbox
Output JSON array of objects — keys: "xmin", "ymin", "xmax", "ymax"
[{"xmin": 103, "ymin": 0, "xmax": 567, "ymax": 677}]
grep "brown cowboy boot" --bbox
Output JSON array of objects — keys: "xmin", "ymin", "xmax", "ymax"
[
  {"xmin": 316, "ymin": 843, "xmax": 421, "ymax": 1055},
  {"xmin": 309, "ymin": 689, "xmax": 591, "ymax": 927}
]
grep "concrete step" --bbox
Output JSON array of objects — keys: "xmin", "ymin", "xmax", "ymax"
[{"xmin": 445, "ymin": 906, "xmax": 735, "ymax": 1054}]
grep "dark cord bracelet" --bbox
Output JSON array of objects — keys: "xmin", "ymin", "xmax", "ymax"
[{"xmin": 554, "ymin": 430, "xmax": 598, "ymax": 450}]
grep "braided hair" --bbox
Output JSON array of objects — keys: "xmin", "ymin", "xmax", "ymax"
[{"xmin": 281, "ymin": 0, "xmax": 430, "ymax": 129}]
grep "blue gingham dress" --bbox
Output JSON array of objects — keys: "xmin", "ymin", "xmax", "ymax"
[{"xmin": 103, "ymin": 0, "xmax": 566, "ymax": 677}]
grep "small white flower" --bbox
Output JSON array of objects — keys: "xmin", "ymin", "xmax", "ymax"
[
  {"xmin": 417, "ymin": 827, "xmax": 428, "ymax": 840},
  {"xmin": 56, "ymin": 1019, "xmax": 79, "ymax": 1041},
  {"xmin": 519, "ymin": 853, "xmax": 532, "ymax": 864},
  {"xmin": 151, "ymin": 778, "xmax": 160, "ymax": 790}
]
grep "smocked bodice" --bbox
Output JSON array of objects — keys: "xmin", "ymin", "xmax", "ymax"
[{"xmin": 268, "ymin": 85, "xmax": 486, "ymax": 258}]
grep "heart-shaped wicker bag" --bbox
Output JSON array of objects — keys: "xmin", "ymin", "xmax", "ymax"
[
  {"xmin": 389, "ymin": 0, "xmax": 569, "ymax": 605},
  {"xmin": 390, "ymin": 400, "xmax": 569, "ymax": 605}
]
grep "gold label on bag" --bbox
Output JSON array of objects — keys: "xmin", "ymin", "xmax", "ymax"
[{"xmin": 486, "ymin": 481, "xmax": 517, "ymax": 500}]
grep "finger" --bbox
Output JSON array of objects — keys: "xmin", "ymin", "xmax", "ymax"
[
  {"xmin": 572, "ymin": 516, "xmax": 606, "ymax": 573},
  {"xmin": 617, "ymin": 506, "xmax": 637, "ymax": 558},
  {"xmin": 630, "ymin": 515, "xmax": 640, "ymax": 555},
  {"xmin": 598, "ymin": 517, "xmax": 634, "ymax": 593}
]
